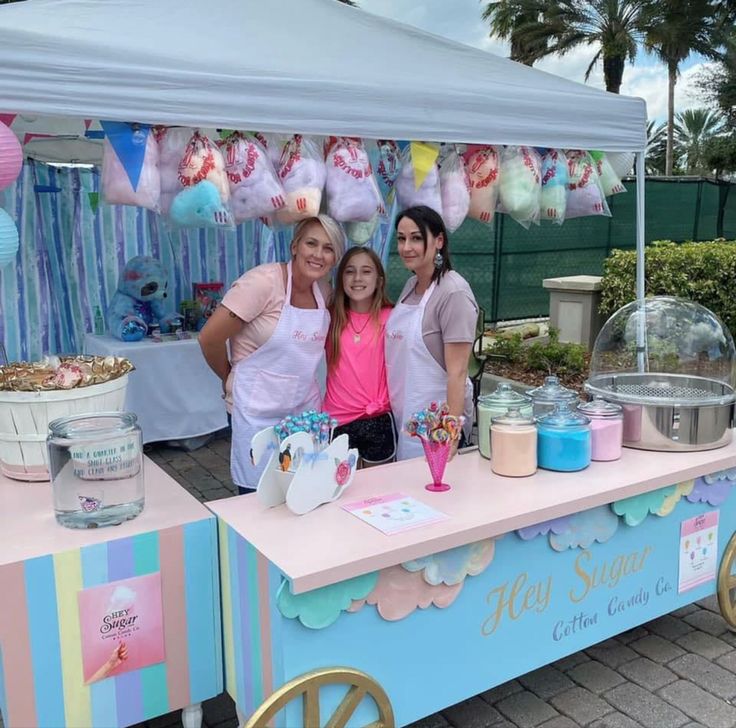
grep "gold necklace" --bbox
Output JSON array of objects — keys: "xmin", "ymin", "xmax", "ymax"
[{"xmin": 348, "ymin": 312, "xmax": 371, "ymax": 343}]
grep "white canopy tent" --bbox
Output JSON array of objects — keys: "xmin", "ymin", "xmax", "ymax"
[{"xmin": 0, "ymin": 0, "xmax": 649, "ymax": 301}]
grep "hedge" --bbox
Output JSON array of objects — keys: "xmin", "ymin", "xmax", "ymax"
[{"xmin": 600, "ymin": 240, "xmax": 736, "ymax": 336}]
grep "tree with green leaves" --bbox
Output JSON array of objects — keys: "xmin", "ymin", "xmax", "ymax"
[
  {"xmin": 481, "ymin": 0, "xmax": 647, "ymax": 93},
  {"xmin": 703, "ymin": 133, "xmax": 736, "ymax": 178},
  {"xmin": 674, "ymin": 107, "xmax": 725, "ymax": 173},
  {"xmin": 646, "ymin": 119, "xmax": 669, "ymax": 174}
]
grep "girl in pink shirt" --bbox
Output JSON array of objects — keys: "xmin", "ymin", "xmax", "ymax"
[{"xmin": 324, "ymin": 247, "xmax": 396, "ymax": 466}]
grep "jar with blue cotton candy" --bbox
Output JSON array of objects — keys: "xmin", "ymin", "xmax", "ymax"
[{"xmin": 537, "ymin": 401, "xmax": 591, "ymax": 472}]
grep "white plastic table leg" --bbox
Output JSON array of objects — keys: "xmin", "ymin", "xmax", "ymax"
[{"xmin": 182, "ymin": 702, "xmax": 203, "ymax": 728}]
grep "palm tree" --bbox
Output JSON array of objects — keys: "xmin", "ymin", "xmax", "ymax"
[
  {"xmin": 481, "ymin": 0, "xmax": 548, "ymax": 65},
  {"xmin": 643, "ymin": 0, "xmax": 721, "ymax": 175},
  {"xmin": 483, "ymin": 0, "xmax": 647, "ymax": 93},
  {"xmin": 674, "ymin": 108, "xmax": 725, "ymax": 173},
  {"xmin": 646, "ymin": 120, "xmax": 669, "ymax": 174}
]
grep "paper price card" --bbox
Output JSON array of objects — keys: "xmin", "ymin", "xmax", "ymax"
[
  {"xmin": 342, "ymin": 492, "xmax": 448, "ymax": 535},
  {"xmin": 679, "ymin": 511, "xmax": 719, "ymax": 593}
]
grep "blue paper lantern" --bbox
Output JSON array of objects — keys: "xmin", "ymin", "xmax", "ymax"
[{"xmin": 0, "ymin": 207, "xmax": 19, "ymax": 268}]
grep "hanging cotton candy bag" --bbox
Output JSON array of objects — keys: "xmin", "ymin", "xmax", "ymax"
[
  {"xmin": 565, "ymin": 150, "xmax": 610, "ymax": 219},
  {"xmin": 498, "ymin": 146, "xmax": 541, "ymax": 228},
  {"xmin": 395, "ymin": 145, "xmax": 443, "ymax": 216},
  {"xmin": 539, "ymin": 148, "xmax": 569, "ymax": 224},
  {"xmin": 273, "ymin": 135, "xmax": 327, "ymax": 226},
  {"xmin": 465, "ymin": 146, "xmax": 500, "ymax": 224},
  {"xmin": 439, "ymin": 148, "xmax": 470, "ymax": 232},
  {"xmin": 325, "ymin": 137, "xmax": 382, "ymax": 222}
]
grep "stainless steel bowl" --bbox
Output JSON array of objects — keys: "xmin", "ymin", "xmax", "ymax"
[{"xmin": 586, "ymin": 373, "xmax": 735, "ymax": 452}]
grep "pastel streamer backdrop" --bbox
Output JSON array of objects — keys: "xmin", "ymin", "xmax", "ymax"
[
  {"xmin": 0, "ymin": 520, "xmax": 222, "ymax": 728},
  {"xmin": 0, "ymin": 161, "xmax": 394, "ymax": 363}
]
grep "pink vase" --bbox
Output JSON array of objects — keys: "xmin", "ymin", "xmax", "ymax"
[{"xmin": 421, "ymin": 438, "xmax": 451, "ymax": 492}]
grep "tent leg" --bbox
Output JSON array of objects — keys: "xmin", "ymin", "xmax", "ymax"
[{"xmin": 635, "ymin": 152, "xmax": 647, "ymax": 372}]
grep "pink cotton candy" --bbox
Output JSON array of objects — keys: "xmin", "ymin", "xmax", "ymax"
[
  {"xmin": 395, "ymin": 149, "xmax": 442, "ymax": 216},
  {"xmin": 156, "ymin": 126, "xmax": 191, "ymax": 216},
  {"xmin": 566, "ymin": 151, "xmax": 610, "ymax": 219},
  {"xmin": 439, "ymin": 150, "xmax": 470, "ymax": 232},
  {"xmin": 498, "ymin": 146, "xmax": 541, "ymax": 227},
  {"xmin": 177, "ymin": 131, "xmax": 230, "ymax": 203},
  {"xmin": 465, "ymin": 146, "xmax": 499, "ymax": 224},
  {"xmin": 101, "ymin": 134, "xmax": 161, "ymax": 212},
  {"xmin": 221, "ymin": 133, "xmax": 285, "ymax": 223},
  {"xmin": 325, "ymin": 137, "xmax": 382, "ymax": 222},
  {"xmin": 273, "ymin": 135, "xmax": 326, "ymax": 225}
]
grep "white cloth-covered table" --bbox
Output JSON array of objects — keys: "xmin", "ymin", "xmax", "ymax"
[{"xmin": 84, "ymin": 333, "xmax": 228, "ymax": 444}]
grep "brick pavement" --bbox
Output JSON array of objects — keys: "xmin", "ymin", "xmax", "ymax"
[{"xmin": 3, "ymin": 432, "xmax": 730, "ymax": 728}]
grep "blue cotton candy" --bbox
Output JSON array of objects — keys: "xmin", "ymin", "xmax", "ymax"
[{"xmin": 170, "ymin": 180, "xmax": 232, "ymax": 228}]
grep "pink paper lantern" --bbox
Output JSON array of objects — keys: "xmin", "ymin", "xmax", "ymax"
[{"xmin": 0, "ymin": 121, "xmax": 23, "ymax": 191}]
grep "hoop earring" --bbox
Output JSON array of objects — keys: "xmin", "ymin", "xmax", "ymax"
[{"xmin": 434, "ymin": 251, "xmax": 443, "ymax": 269}]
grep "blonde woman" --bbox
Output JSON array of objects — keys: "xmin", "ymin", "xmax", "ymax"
[{"xmin": 199, "ymin": 215, "xmax": 345, "ymax": 492}]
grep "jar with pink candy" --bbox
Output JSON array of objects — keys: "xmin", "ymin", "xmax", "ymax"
[{"xmin": 577, "ymin": 396, "xmax": 624, "ymax": 461}]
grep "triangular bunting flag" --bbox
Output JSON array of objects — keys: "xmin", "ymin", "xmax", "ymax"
[
  {"xmin": 410, "ymin": 141, "xmax": 440, "ymax": 190},
  {"xmin": 0, "ymin": 114, "xmax": 16, "ymax": 129},
  {"xmin": 100, "ymin": 121, "xmax": 151, "ymax": 191},
  {"xmin": 88, "ymin": 192, "xmax": 99, "ymax": 214}
]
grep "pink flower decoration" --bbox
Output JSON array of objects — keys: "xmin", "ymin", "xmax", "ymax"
[{"xmin": 335, "ymin": 460, "xmax": 351, "ymax": 486}]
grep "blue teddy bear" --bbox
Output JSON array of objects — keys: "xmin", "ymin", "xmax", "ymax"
[{"xmin": 107, "ymin": 256, "xmax": 181, "ymax": 341}]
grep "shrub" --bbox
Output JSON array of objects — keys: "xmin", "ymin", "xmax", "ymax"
[
  {"xmin": 525, "ymin": 328, "xmax": 587, "ymax": 374},
  {"xmin": 486, "ymin": 332, "xmax": 524, "ymax": 363},
  {"xmin": 600, "ymin": 240, "xmax": 736, "ymax": 336}
]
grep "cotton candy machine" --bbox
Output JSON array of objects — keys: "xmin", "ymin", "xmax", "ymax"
[{"xmin": 585, "ymin": 297, "xmax": 736, "ymax": 451}]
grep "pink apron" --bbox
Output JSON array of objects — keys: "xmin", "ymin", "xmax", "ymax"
[{"xmin": 230, "ymin": 261, "xmax": 329, "ymax": 488}]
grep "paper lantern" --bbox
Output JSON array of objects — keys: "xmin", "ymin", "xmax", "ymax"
[
  {"xmin": 0, "ymin": 208, "xmax": 19, "ymax": 268},
  {"xmin": 0, "ymin": 121, "xmax": 22, "ymax": 190}
]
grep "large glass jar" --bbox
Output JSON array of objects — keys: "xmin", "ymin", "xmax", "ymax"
[
  {"xmin": 528, "ymin": 375, "xmax": 578, "ymax": 419},
  {"xmin": 490, "ymin": 408, "xmax": 537, "ymax": 477},
  {"xmin": 47, "ymin": 412, "xmax": 144, "ymax": 529},
  {"xmin": 477, "ymin": 383, "xmax": 533, "ymax": 458},
  {"xmin": 577, "ymin": 396, "xmax": 624, "ymax": 461},
  {"xmin": 537, "ymin": 401, "xmax": 591, "ymax": 472}
]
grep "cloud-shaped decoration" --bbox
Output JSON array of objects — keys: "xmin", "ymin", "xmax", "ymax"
[
  {"xmin": 400, "ymin": 538, "xmax": 496, "ymax": 586},
  {"xmin": 348, "ymin": 565, "xmax": 463, "ymax": 621},
  {"xmin": 277, "ymin": 572, "xmax": 378, "ymax": 629},
  {"xmin": 516, "ymin": 516, "xmax": 572, "ymax": 542},
  {"xmin": 612, "ymin": 485, "xmax": 677, "ymax": 527},
  {"xmin": 686, "ymin": 476, "xmax": 734, "ymax": 506},
  {"xmin": 656, "ymin": 480, "xmax": 695, "ymax": 516},
  {"xmin": 548, "ymin": 505, "xmax": 619, "ymax": 551},
  {"xmin": 703, "ymin": 468, "xmax": 736, "ymax": 484}
]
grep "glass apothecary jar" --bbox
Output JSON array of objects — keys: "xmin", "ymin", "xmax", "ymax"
[
  {"xmin": 490, "ymin": 408, "xmax": 537, "ymax": 477},
  {"xmin": 577, "ymin": 396, "xmax": 624, "ymax": 462},
  {"xmin": 537, "ymin": 401, "xmax": 591, "ymax": 472},
  {"xmin": 47, "ymin": 412, "xmax": 144, "ymax": 529},
  {"xmin": 528, "ymin": 375, "xmax": 578, "ymax": 418},
  {"xmin": 477, "ymin": 383, "xmax": 533, "ymax": 458}
]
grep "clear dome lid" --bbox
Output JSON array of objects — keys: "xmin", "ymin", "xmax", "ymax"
[
  {"xmin": 577, "ymin": 396, "xmax": 623, "ymax": 418},
  {"xmin": 479, "ymin": 383, "xmax": 531, "ymax": 408},
  {"xmin": 537, "ymin": 401, "xmax": 591, "ymax": 429},
  {"xmin": 491, "ymin": 407, "xmax": 535, "ymax": 427},
  {"xmin": 527, "ymin": 375, "xmax": 578, "ymax": 405},
  {"xmin": 587, "ymin": 297, "xmax": 736, "ymax": 406}
]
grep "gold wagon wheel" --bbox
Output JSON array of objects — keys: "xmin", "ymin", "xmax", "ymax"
[
  {"xmin": 243, "ymin": 666, "xmax": 395, "ymax": 728},
  {"xmin": 718, "ymin": 532, "xmax": 736, "ymax": 630}
]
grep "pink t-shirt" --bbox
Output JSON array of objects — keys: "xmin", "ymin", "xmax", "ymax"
[{"xmin": 323, "ymin": 307, "xmax": 392, "ymax": 426}]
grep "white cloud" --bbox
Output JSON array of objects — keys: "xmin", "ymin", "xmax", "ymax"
[{"xmin": 359, "ymin": 0, "xmax": 713, "ymax": 123}]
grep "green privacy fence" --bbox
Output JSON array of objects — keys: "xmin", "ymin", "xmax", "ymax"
[{"xmin": 386, "ymin": 178, "xmax": 736, "ymax": 323}]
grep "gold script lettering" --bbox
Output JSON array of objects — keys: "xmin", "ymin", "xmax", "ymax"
[
  {"xmin": 481, "ymin": 572, "xmax": 552, "ymax": 636},
  {"xmin": 570, "ymin": 546, "xmax": 653, "ymax": 604}
]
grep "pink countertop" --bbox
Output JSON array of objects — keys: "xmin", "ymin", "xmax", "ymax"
[
  {"xmin": 0, "ymin": 458, "xmax": 212, "ymax": 566},
  {"xmin": 208, "ymin": 441, "xmax": 736, "ymax": 594}
]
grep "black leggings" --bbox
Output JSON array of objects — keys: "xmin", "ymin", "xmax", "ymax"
[{"xmin": 333, "ymin": 412, "xmax": 397, "ymax": 464}]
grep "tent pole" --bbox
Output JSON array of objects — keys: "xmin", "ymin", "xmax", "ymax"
[{"xmin": 635, "ymin": 151, "xmax": 647, "ymax": 372}]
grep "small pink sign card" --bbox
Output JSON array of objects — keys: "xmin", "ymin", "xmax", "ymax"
[
  {"xmin": 679, "ymin": 510, "xmax": 719, "ymax": 593},
  {"xmin": 342, "ymin": 492, "xmax": 449, "ymax": 535},
  {"xmin": 77, "ymin": 572, "xmax": 166, "ymax": 684}
]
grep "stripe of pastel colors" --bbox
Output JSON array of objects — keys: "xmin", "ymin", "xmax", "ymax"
[
  {"xmin": 107, "ymin": 537, "xmax": 144, "ymax": 727},
  {"xmin": 245, "ymin": 541, "xmax": 264, "ymax": 707},
  {"xmin": 53, "ymin": 549, "xmax": 93, "ymax": 727},
  {"xmin": 159, "ymin": 525, "xmax": 191, "ymax": 711},
  {"xmin": 227, "ymin": 523, "xmax": 246, "ymax": 710},
  {"xmin": 0, "ymin": 561, "xmax": 37, "ymax": 726},
  {"xmin": 218, "ymin": 519, "xmax": 237, "ymax": 701},
  {"xmin": 81, "ymin": 543, "xmax": 118, "ymax": 727},
  {"xmin": 185, "ymin": 519, "xmax": 223, "ymax": 701},
  {"xmin": 266, "ymin": 560, "xmax": 285, "ymax": 696},
  {"xmin": 133, "ymin": 531, "xmax": 169, "ymax": 720},
  {"xmin": 230, "ymin": 530, "xmax": 254, "ymax": 715},
  {"xmin": 256, "ymin": 551, "xmax": 274, "ymax": 700},
  {"xmin": 25, "ymin": 555, "xmax": 65, "ymax": 727}
]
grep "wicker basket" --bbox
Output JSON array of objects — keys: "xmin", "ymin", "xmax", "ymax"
[{"xmin": 0, "ymin": 375, "xmax": 129, "ymax": 481}]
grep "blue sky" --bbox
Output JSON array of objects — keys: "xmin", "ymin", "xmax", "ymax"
[{"xmin": 359, "ymin": 0, "xmax": 711, "ymax": 123}]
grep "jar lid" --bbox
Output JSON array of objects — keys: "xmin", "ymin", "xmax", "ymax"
[
  {"xmin": 537, "ymin": 400, "xmax": 590, "ymax": 428},
  {"xmin": 528, "ymin": 375, "xmax": 577, "ymax": 405},
  {"xmin": 491, "ymin": 407, "xmax": 535, "ymax": 427},
  {"xmin": 479, "ymin": 383, "xmax": 531, "ymax": 408},
  {"xmin": 577, "ymin": 395, "xmax": 623, "ymax": 417}
]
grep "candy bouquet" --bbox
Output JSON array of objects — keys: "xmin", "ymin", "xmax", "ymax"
[
  {"xmin": 405, "ymin": 402, "xmax": 464, "ymax": 492},
  {"xmin": 273, "ymin": 410, "xmax": 338, "ymax": 471}
]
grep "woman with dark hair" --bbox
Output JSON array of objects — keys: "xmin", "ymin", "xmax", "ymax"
[{"xmin": 385, "ymin": 205, "xmax": 478, "ymax": 460}]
